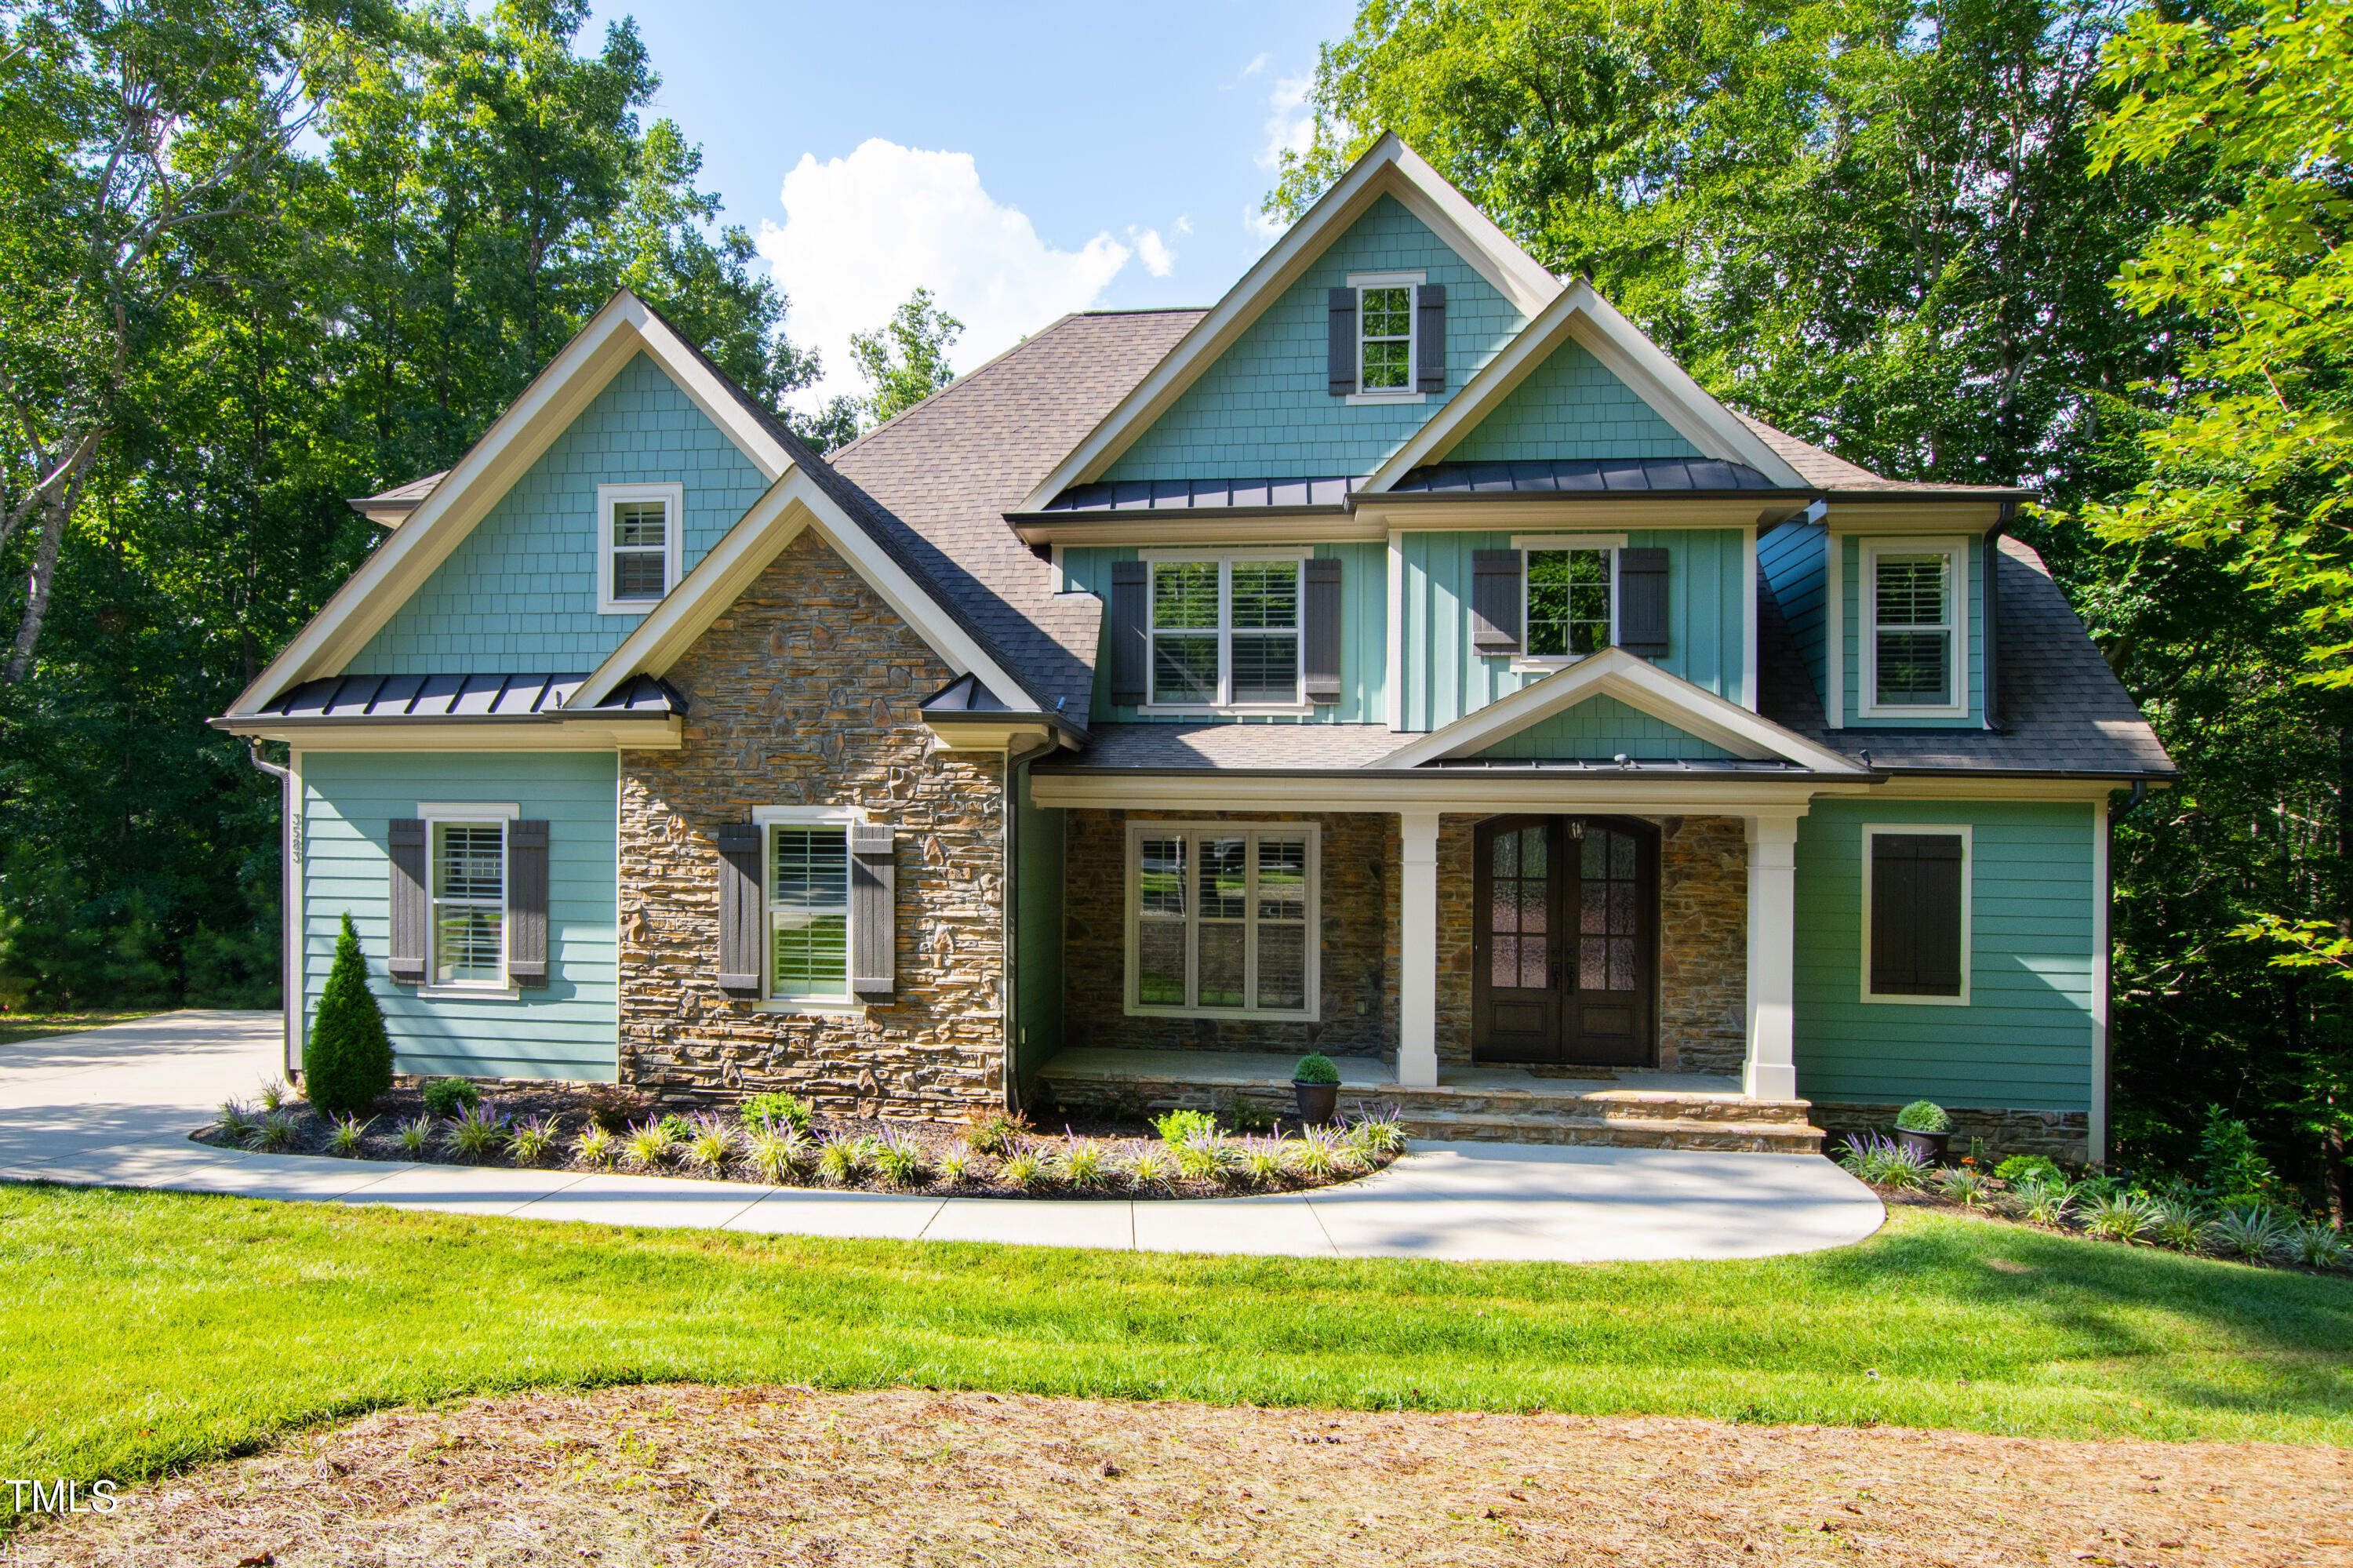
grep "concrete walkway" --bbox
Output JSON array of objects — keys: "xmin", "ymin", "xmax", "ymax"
[{"xmin": 0, "ymin": 1012, "xmax": 1882, "ymax": 1262}]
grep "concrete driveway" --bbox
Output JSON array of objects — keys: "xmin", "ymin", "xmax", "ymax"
[{"xmin": 0, "ymin": 1011, "xmax": 1883, "ymax": 1263}]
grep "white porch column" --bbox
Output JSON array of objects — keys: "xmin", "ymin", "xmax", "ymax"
[
  {"xmin": 1398, "ymin": 809, "xmax": 1441, "ymax": 1089},
  {"xmin": 1744, "ymin": 813, "xmax": 1802, "ymax": 1101}
]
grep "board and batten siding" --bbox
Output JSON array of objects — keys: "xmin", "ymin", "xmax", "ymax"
[
  {"xmin": 299, "ymin": 750, "xmax": 619, "ymax": 1080},
  {"xmin": 1758, "ymin": 518, "xmax": 1827, "ymax": 703},
  {"xmin": 1394, "ymin": 528, "xmax": 1749, "ymax": 732},
  {"xmin": 1060, "ymin": 541, "xmax": 1387, "ymax": 725},
  {"xmin": 1011, "ymin": 757, "xmax": 1064, "ymax": 1093},
  {"xmin": 1838, "ymin": 533, "xmax": 1985, "ymax": 728},
  {"xmin": 351, "ymin": 351, "xmax": 770, "ymax": 673},
  {"xmin": 1102, "ymin": 195, "xmax": 1526, "ymax": 482},
  {"xmin": 1793, "ymin": 797, "xmax": 2097, "ymax": 1111}
]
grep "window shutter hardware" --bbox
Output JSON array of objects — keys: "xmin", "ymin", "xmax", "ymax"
[
  {"xmin": 1301, "ymin": 557, "xmax": 1343, "ymax": 704},
  {"xmin": 1415, "ymin": 283, "xmax": 1446, "ymax": 393},
  {"xmin": 1327, "ymin": 288, "xmax": 1358, "ymax": 395},
  {"xmin": 387, "ymin": 819, "xmax": 427, "ymax": 984},
  {"xmin": 1617, "ymin": 547, "xmax": 1671, "ymax": 656},
  {"xmin": 849, "ymin": 820, "xmax": 896, "ymax": 994},
  {"xmin": 715, "ymin": 823, "xmax": 762, "ymax": 992},
  {"xmin": 1108, "ymin": 559, "xmax": 1147, "ymax": 708},
  {"xmin": 507, "ymin": 820, "xmax": 551, "ymax": 985},
  {"xmin": 1471, "ymin": 550, "xmax": 1524, "ymax": 653}
]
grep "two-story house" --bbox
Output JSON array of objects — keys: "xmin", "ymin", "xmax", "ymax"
[{"xmin": 216, "ymin": 136, "xmax": 2170, "ymax": 1162}]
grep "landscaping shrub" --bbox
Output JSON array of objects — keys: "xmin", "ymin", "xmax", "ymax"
[
  {"xmin": 446, "ymin": 1103, "xmax": 507, "ymax": 1162},
  {"xmin": 421, "ymin": 1078, "xmax": 482, "ymax": 1118},
  {"xmin": 870, "ymin": 1130, "xmax": 927, "ymax": 1188},
  {"xmin": 621, "ymin": 1118, "xmax": 677, "ymax": 1172},
  {"xmin": 572, "ymin": 1122, "xmax": 616, "ymax": 1170},
  {"xmin": 682, "ymin": 1115, "xmax": 739, "ymax": 1177},
  {"xmin": 738, "ymin": 1091, "xmax": 813, "ymax": 1135},
  {"xmin": 304, "ymin": 913, "xmax": 395, "ymax": 1118},
  {"xmin": 325, "ymin": 1114, "xmax": 371, "ymax": 1157},
  {"xmin": 1150, "ymin": 1108, "xmax": 1215, "ymax": 1144},
  {"xmin": 394, "ymin": 1113, "xmax": 434, "ymax": 1158},
  {"xmin": 509, "ymin": 1115, "xmax": 560, "ymax": 1166},
  {"xmin": 1293, "ymin": 1053, "xmax": 1340, "ymax": 1086},
  {"xmin": 960, "ymin": 1108, "xmax": 1031, "ymax": 1155},
  {"xmin": 1995, "ymin": 1154, "xmax": 2060, "ymax": 1184},
  {"xmin": 1840, "ymin": 1131, "xmax": 1929, "ymax": 1189},
  {"xmin": 1894, "ymin": 1099, "xmax": 1952, "ymax": 1134},
  {"xmin": 1226, "ymin": 1097, "xmax": 1277, "ymax": 1133}
]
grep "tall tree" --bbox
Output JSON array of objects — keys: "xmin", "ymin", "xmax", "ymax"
[{"xmin": 849, "ymin": 286, "xmax": 962, "ymax": 427}]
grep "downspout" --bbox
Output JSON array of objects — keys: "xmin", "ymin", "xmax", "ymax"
[
  {"xmin": 2100, "ymin": 779, "xmax": 2149, "ymax": 1166},
  {"xmin": 243, "ymin": 740, "xmax": 298, "ymax": 1075},
  {"xmin": 1002, "ymin": 729, "xmax": 1061, "ymax": 1114},
  {"xmin": 1983, "ymin": 503, "xmax": 2011, "ymax": 730}
]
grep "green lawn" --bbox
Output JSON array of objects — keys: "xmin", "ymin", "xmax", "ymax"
[
  {"xmin": 1, "ymin": 1181, "xmax": 2346, "ymax": 1523},
  {"xmin": 0, "ymin": 1009, "xmax": 160, "ymax": 1048}
]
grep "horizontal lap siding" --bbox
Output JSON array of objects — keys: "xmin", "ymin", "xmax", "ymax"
[
  {"xmin": 1400, "ymin": 527, "xmax": 1748, "ymax": 731},
  {"xmin": 300, "ymin": 751, "xmax": 619, "ymax": 1081},
  {"xmin": 1794, "ymin": 798, "xmax": 2095, "ymax": 1109}
]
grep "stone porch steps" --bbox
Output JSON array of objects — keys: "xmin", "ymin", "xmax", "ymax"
[{"xmin": 1392, "ymin": 1108, "xmax": 1824, "ymax": 1154}]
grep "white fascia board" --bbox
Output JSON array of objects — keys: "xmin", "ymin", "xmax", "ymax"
[
  {"xmin": 1027, "ymin": 769, "xmax": 1827, "ymax": 817},
  {"xmin": 1374, "ymin": 648, "xmax": 1865, "ymax": 773},
  {"xmin": 926, "ymin": 719, "xmax": 1056, "ymax": 753},
  {"xmin": 1013, "ymin": 134, "xmax": 1566, "ymax": 512},
  {"xmin": 228, "ymin": 291, "xmax": 795, "ymax": 717},
  {"xmin": 566, "ymin": 467, "xmax": 1034, "ymax": 714}
]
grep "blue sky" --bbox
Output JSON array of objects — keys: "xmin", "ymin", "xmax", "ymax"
[{"xmin": 585, "ymin": 0, "xmax": 1358, "ymax": 408}]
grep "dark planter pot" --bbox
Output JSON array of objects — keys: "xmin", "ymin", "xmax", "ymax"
[
  {"xmin": 1897, "ymin": 1127, "xmax": 1952, "ymax": 1165},
  {"xmin": 1292, "ymin": 1081, "xmax": 1340, "ymax": 1124}
]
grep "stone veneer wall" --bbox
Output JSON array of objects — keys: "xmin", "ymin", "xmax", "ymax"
[
  {"xmin": 616, "ymin": 529, "xmax": 1005, "ymax": 1119},
  {"xmin": 1435, "ymin": 813, "xmax": 1749, "ymax": 1071},
  {"xmin": 1810, "ymin": 1103, "xmax": 2092, "ymax": 1164},
  {"xmin": 1061, "ymin": 809, "xmax": 1398, "ymax": 1057}
]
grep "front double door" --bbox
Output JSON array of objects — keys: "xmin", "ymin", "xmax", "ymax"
[{"xmin": 1471, "ymin": 815, "xmax": 1657, "ymax": 1067}]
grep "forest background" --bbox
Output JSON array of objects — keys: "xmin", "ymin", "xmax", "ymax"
[{"xmin": 3, "ymin": 0, "xmax": 2347, "ymax": 1205}]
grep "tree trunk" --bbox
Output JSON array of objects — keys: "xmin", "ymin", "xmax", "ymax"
[{"xmin": 5, "ymin": 491, "xmax": 68, "ymax": 682}]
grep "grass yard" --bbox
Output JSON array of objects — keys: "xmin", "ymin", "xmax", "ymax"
[
  {"xmin": 1, "ymin": 1179, "xmax": 2348, "ymax": 1531},
  {"xmin": 0, "ymin": 1010, "xmax": 160, "ymax": 1048}
]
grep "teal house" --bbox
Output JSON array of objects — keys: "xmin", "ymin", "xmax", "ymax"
[{"xmin": 218, "ymin": 137, "xmax": 2169, "ymax": 1162}]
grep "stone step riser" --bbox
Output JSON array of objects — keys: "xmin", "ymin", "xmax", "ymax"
[
  {"xmin": 1398, "ymin": 1114, "xmax": 1825, "ymax": 1155},
  {"xmin": 1040, "ymin": 1075, "xmax": 1817, "ymax": 1132}
]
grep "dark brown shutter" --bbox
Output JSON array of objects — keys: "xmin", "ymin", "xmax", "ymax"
[
  {"xmin": 507, "ymin": 820, "xmax": 549, "ymax": 985},
  {"xmin": 1416, "ymin": 283, "xmax": 1446, "ymax": 393},
  {"xmin": 849, "ymin": 820, "xmax": 896, "ymax": 994},
  {"xmin": 387, "ymin": 819, "xmax": 427, "ymax": 984},
  {"xmin": 1301, "ymin": 557, "xmax": 1343, "ymax": 704},
  {"xmin": 1870, "ymin": 834, "xmax": 1964, "ymax": 996},
  {"xmin": 1327, "ymin": 287, "xmax": 1357, "ymax": 395},
  {"xmin": 1471, "ymin": 549, "xmax": 1523, "ymax": 653},
  {"xmin": 1109, "ymin": 559, "xmax": 1148, "ymax": 707},
  {"xmin": 1617, "ymin": 547, "xmax": 1671, "ymax": 656},
  {"xmin": 715, "ymin": 823, "xmax": 762, "ymax": 992}
]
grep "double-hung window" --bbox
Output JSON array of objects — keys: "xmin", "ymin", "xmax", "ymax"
[
  {"xmin": 1129, "ymin": 821, "xmax": 1317, "ymax": 1019},
  {"xmin": 1146, "ymin": 555, "xmax": 1302, "ymax": 708},
  {"xmin": 1861, "ymin": 538, "xmax": 1967, "ymax": 715},
  {"xmin": 596, "ymin": 482, "xmax": 684, "ymax": 614},
  {"xmin": 1359, "ymin": 286, "xmax": 1413, "ymax": 391},
  {"xmin": 768, "ymin": 822, "xmax": 849, "ymax": 1002},
  {"xmin": 1525, "ymin": 547, "xmax": 1615, "ymax": 660},
  {"xmin": 431, "ymin": 820, "xmax": 506, "ymax": 987}
]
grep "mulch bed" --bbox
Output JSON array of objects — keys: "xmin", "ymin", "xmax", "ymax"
[
  {"xmin": 187, "ymin": 1081, "xmax": 1404, "ymax": 1201},
  {"xmin": 20, "ymin": 1384, "xmax": 2350, "ymax": 1566}
]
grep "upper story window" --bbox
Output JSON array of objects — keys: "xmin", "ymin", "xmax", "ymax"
[
  {"xmin": 1146, "ymin": 554, "xmax": 1303, "ymax": 709},
  {"xmin": 1335, "ymin": 271, "xmax": 1435, "ymax": 403},
  {"xmin": 1359, "ymin": 286, "xmax": 1413, "ymax": 391},
  {"xmin": 1526, "ymin": 547, "xmax": 1615, "ymax": 659},
  {"xmin": 1861, "ymin": 538, "xmax": 1966, "ymax": 717},
  {"xmin": 596, "ymin": 482, "xmax": 684, "ymax": 615}
]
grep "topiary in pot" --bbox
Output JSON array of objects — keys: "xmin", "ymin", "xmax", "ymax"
[
  {"xmin": 305, "ymin": 912, "xmax": 395, "ymax": 1119},
  {"xmin": 1292, "ymin": 1053, "xmax": 1342, "ymax": 1124},
  {"xmin": 1893, "ymin": 1098, "xmax": 1954, "ymax": 1164}
]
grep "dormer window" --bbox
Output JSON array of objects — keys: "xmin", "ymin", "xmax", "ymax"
[
  {"xmin": 596, "ymin": 482, "xmax": 684, "ymax": 615},
  {"xmin": 1860, "ymin": 538, "xmax": 1967, "ymax": 717}
]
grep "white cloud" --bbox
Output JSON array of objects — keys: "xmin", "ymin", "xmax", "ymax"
[
  {"xmin": 1130, "ymin": 226, "xmax": 1177, "ymax": 278},
  {"xmin": 756, "ymin": 139, "xmax": 1131, "ymax": 409},
  {"xmin": 1176, "ymin": 216, "xmax": 1194, "ymax": 235},
  {"xmin": 1259, "ymin": 72, "xmax": 1315, "ymax": 171},
  {"xmin": 1238, "ymin": 51, "xmax": 1271, "ymax": 79}
]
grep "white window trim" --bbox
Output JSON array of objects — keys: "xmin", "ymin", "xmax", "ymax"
[
  {"xmin": 1860, "ymin": 823, "xmax": 1973, "ymax": 1007},
  {"xmin": 1123, "ymin": 820, "xmax": 1322, "ymax": 1022},
  {"xmin": 595, "ymin": 482, "xmax": 685, "ymax": 616},
  {"xmin": 418, "ymin": 803, "xmax": 517, "ymax": 997},
  {"xmin": 1858, "ymin": 537, "xmax": 1969, "ymax": 719},
  {"xmin": 1135, "ymin": 551, "xmax": 1313, "ymax": 715},
  {"xmin": 751, "ymin": 804, "xmax": 867, "ymax": 1013},
  {"xmin": 1510, "ymin": 543, "xmax": 1619, "ymax": 671},
  {"xmin": 1351, "ymin": 275, "xmax": 1423, "ymax": 401}
]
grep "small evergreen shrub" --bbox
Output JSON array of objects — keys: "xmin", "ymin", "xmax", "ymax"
[
  {"xmin": 739, "ymin": 1091, "xmax": 813, "ymax": 1134},
  {"xmin": 304, "ymin": 913, "xmax": 395, "ymax": 1118},
  {"xmin": 1894, "ymin": 1099, "xmax": 1952, "ymax": 1133},
  {"xmin": 421, "ymin": 1078, "xmax": 482, "ymax": 1118},
  {"xmin": 1226, "ymin": 1097, "xmax": 1277, "ymax": 1133},
  {"xmin": 1292, "ymin": 1053, "xmax": 1340, "ymax": 1086}
]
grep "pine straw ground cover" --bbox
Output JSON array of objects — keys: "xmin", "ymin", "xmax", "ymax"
[{"xmin": 17, "ymin": 1384, "xmax": 2353, "ymax": 1566}]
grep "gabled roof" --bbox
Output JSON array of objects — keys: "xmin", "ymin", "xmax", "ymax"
[
  {"xmin": 347, "ymin": 471, "xmax": 446, "ymax": 528},
  {"xmin": 1377, "ymin": 648, "xmax": 1865, "ymax": 773},
  {"xmin": 1734, "ymin": 413, "xmax": 2032, "ymax": 501},
  {"xmin": 1013, "ymin": 135, "xmax": 1562, "ymax": 511}
]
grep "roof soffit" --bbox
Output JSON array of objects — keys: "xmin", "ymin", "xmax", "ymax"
[{"xmin": 1013, "ymin": 135, "xmax": 1566, "ymax": 511}]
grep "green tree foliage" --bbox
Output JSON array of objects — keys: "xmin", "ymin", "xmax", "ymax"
[
  {"xmin": 0, "ymin": 0, "xmax": 830, "ymax": 1009},
  {"xmin": 304, "ymin": 911, "xmax": 392, "ymax": 1117},
  {"xmin": 849, "ymin": 286, "xmax": 962, "ymax": 427}
]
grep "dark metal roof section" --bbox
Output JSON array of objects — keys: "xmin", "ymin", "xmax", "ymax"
[
  {"xmin": 1038, "ymin": 475, "xmax": 1355, "ymax": 513},
  {"xmin": 255, "ymin": 672, "xmax": 685, "ymax": 720},
  {"xmin": 1388, "ymin": 457, "xmax": 1793, "ymax": 495}
]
